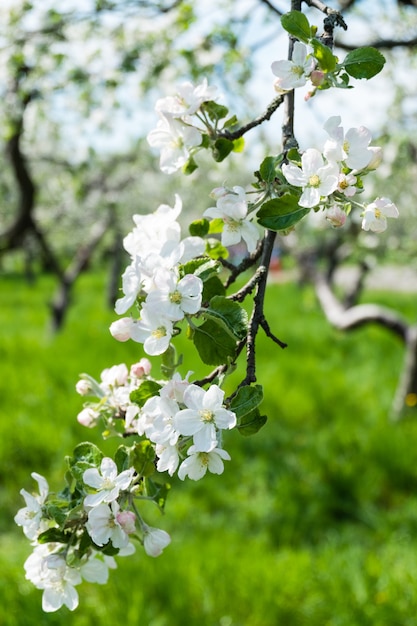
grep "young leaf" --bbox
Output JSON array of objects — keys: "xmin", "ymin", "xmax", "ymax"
[
  {"xmin": 189, "ymin": 218, "xmax": 210, "ymax": 237},
  {"xmin": 237, "ymin": 409, "xmax": 268, "ymax": 436},
  {"xmin": 257, "ymin": 194, "xmax": 310, "ymax": 231},
  {"xmin": 212, "ymin": 138, "xmax": 234, "ymax": 162},
  {"xmin": 131, "ymin": 440, "xmax": 156, "ymax": 477},
  {"xmin": 130, "ymin": 380, "xmax": 162, "ymax": 407},
  {"xmin": 311, "ymin": 38, "xmax": 337, "ymax": 72},
  {"xmin": 281, "ymin": 10, "xmax": 311, "ymax": 44},
  {"xmin": 233, "ymin": 136, "xmax": 245, "ymax": 152},
  {"xmin": 202, "ymin": 275, "xmax": 226, "ymax": 302},
  {"xmin": 202, "ymin": 100, "xmax": 229, "ymax": 121},
  {"xmin": 259, "ymin": 156, "xmax": 278, "ymax": 183},
  {"xmin": 342, "ymin": 47, "xmax": 386, "ymax": 79}
]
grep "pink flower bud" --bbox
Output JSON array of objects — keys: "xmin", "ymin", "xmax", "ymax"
[
  {"xmin": 325, "ymin": 206, "xmax": 347, "ymax": 228},
  {"xmin": 209, "ymin": 186, "xmax": 228, "ymax": 200},
  {"xmin": 310, "ymin": 70, "xmax": 325, "ymax": 87},
  {"xmin": 110, "ymin": 318, "xmax": 134, "ymax": 342},
  {"xmin": 116, "ymin": 510, "xmax": 136, "ymax": 534},
  {"xmin": 130, "ymin": 358, "xmax": 152, "ymax": 379},
  {"xmin": 77, "ymin": 407, "xmax": 99, "ymax": 428}
]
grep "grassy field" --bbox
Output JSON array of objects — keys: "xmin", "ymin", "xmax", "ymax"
[{"xmin": 2, "ymin": 269, "xmax": 417, "ymax": 625}]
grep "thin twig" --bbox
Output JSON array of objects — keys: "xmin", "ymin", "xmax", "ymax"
[
  {"xmin": 222, "ymin": 238, "xmax": 264, "ymax": 290},
  {"xmin": 219, "ymin": 95, "xmax": 284, "ymax": 142}
]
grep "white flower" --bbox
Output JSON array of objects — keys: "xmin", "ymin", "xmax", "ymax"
[
  {"xmin": 143, "ymin": 525, "xmax": 171, "ymax": 557},
  {"xmin": 282, "ymin": 148, "xmax": 339, "ymax": 208},
  {"xmin": 83, "ymin": 457, "xmax": 135, "ymax": 507},
  {"xmin": 100, "ymin": 364, "xmax": 129, "ymax": 389},
  {"xmin": 147, "ymin": 114, "xmax": 202, "ymax": 174},
  {"xmin": 337, "ymin": 172, "xmax": 357, "ymax": 197},
  {"xmin": 14, "ymin": 472, "xmax": 49, "ymax": 540},
  {"xmin": 325, "ymin": 205, "xmax": 347, "ymax": 228},
  {"xmin": 323, "ymin": 116, "xmax": 373, "ymax": 170},
  {"xmin": 361, "ymin": 197, "xmax": 399, "ymax": 233},
  {"xmin": 140, "ymin": 395, "xmax": 180, "ymax": 446},
  {"xmin": 86, "ymin": 502, "xmax": 130, "ymax": 549},
  {"xmin": 178, "ymin": 445, "xmax": 231, "ymax": 481},
  {"xmin": 128, "ymin": 305, "xmax": 174, "ymax": 356},
  {"xmin": 24, "ymin": 546, "xmax": 81, "ymax": 613},
  {"xmin": 114, "ymin": 257, "xmax": 142, "ymax": 315},
  {"xmin": 155, "ymin": 79, "xmax": 218, "ymax": 117},
  {"xmin": 145, "ymin": 270, "xmax": 203, "ymax": 321},
  {"xmin": 271, "ymin": 42, "xmax": 315, "ymax": 90},
  {"xmin": 155, "ymin": 443, "xmax": 180, "ymax": 476},
  {"xmin": 75, "ymin": 379, "xmax": 91, "ymax": 395},
  {"xmin": 109, "ymin": 317, "xmax": 136, "ymax": 342},
  {"xmin": 204, "ymin": 186, "xmax": 260, "ymax": 253},
  {"xmin": 80, "ymin": 552, "xmax": 112, "ymax": 584},
  {"xmin": 173, "ymin": 384, "xmax": 236, "ymax": 452}
]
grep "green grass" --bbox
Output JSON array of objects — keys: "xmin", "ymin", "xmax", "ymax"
[{"xmin": 2, "ymin": 270, "xmax": 417, "ymax": 625}]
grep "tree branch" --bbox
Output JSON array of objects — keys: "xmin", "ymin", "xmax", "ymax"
[{"xmin": 219, "ymin": 95, "xmax": 284, "ymax": 141}]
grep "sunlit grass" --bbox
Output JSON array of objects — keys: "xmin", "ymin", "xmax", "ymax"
[{"xmin": 2, "ymin": 270, "xmax": 417, "ymax": 625}]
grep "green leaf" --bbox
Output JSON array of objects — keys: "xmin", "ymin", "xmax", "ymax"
[
  {"xmin": 230, "ymin": 384, "xmax": 263, "ymax": 418},
  {"xmin": 181, "ymin": 257, "xmax": 219, "ymax": 281},
  {"xmin": 257, "ymin": 194, "xmax": 310, "ymax": 231},
  {"xmin": 281, "ymin": 10, "xmax": 311, "ymax": 44},
  {"xmin": 182, "ymin": 156, "xmax": 198, "ymax": 175},
  {"xmin": 72, "ymin": 442, "xmax": 104, "ymax": 466},
  {"xmin": 212, "ymin": 138, "xmax": 234, "ymax": 162},
  {"xmin": 202, "ymin": 276, "xmax": 226, "ymax": 302},
  {"xmin": 233, "ymin": 136, "xmax": 245, "ymax": 153},
  {"xmin": 144, "ymin": 477, "xmax": 171, "ymax": 511},
  {"xmin": 161, "ymin": 343, "xmax": 180, "ymax": 379},
  {"xmin": 131, "ymin": 440, "xmax": 156, "ymax": 477},
  {"xmin": 130, "ymin": 380, "xmax": 162, "ymax": 407},
  {"xmin": 189, "ymin": 218, "xmax": 210, "ymax": 237},
  {"xmin": 237, "ymin": 409, "xmax": 268, "ymax": 437},
  {"xmin": 223, "ymin": 114, "xmax": 239, "ymax": 129},
  {"xmin": 202, "ymin": 100, "xmax": 229, "ymax": 121},
  {"xmin": 206, "ymin": 238, "xmax": 229, "ymax": 260},
  {"xmin": 208, "ymin": 218, "xmax": 224, "ymax": 234},
  {"xmin": 342, "ymin": 47, "xmax": 385, "ymax": 79},
  {"xmin": 311, "ymin": 39, "xmax": 337, "ymax": 72},
  {"xmin": 115, "ymin": 445, "xmax": 131, "ymax": 473},
  {"xmin": 43, "ymin": 501, "xmax": 69, "ymax": 526},
  {"xmin": 259, "ymin": 156, "xmax": 278, "ymax": 183},
  {"xmin": 193, "ymin": 319, "xmax": 237, "ymax": 365},
  {"xmin": 207, "ymin": 296, "xmax": 248, "ymax": 340},
  {"xmin": 37, "ymin": 528, "xmax": 70, "ymax": 544}
]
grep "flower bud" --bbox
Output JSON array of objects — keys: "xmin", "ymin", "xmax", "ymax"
[
  {"xmin": 116, "ymin": 511, "xmax": 136, "ymax": 534},
  {"xmin": 130, "ymin": 358, "xmax": 152, "ymax": 378},
  {"xmin": 109, "ymin": 318, "xmax": 134, "ymax": 342},
  {"xmin": 325, "ymin": 205, "xmax": 347, "ymax": 228},
  {"xmin": 365, "ymin": 146, "xmax": 383, "ymax": 171},
  {"xmin": 77, "ymin": 407, "xmax": 100, "ymax": 428},
  {"xmin": 310, "ymin": 70, "xmax": 325, "ymax": 87},
  {"xmin": 76, "ymin": 379, "xmax": 91, "ymax": 396},
  {"xmin": 143, "ymin": 525, "xmax": 171, "ymax": 557}
]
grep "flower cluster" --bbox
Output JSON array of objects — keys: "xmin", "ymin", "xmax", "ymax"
[
  {"xmin": 281, "ymin": 116, "xmax": 399, "ymax": 232},
  {"xmin": 109, "ymin": 195, "xmax": 205, "ymax": 355},
  {"xmin": 14, "ymin": 455, "xmax": 173, "ymax": 612},
  {"xmin": 147, "ymin": 79, "xmax": 219, "ymax": 173}
]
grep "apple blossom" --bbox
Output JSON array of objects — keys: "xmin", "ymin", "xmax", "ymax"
[
  {"xmin": 14, "ymin": 472, "xmax": 49, "ymax": 540},
  {"xmin": 361, "ymin": 197, "xmax": 399, "ymax": 233},
  {"xmin": 130, "ymin": 358, "xmax": 152, "ymax": 379},
  {"xmin": 178, "ymin": 445, "xmax": 231, "ymax": 481},
  {"xmin": 337, "ymin": 172, "xmax": 357, "ymax": 197},
  {"xmin": 86, "ymin": 502, "xmax": 130, "ymax": 549},
  {"xmin": 325, "ymin": 205, "xmax": 347, "ymax": 228},
  {"xmin": 83, "ymin": 457, "xmax": 135, "ymax": 507},
  {"xmin": 143, "ymin": 525, "xmax": 171, "ymax": 557},
  {"xmin": 145, "ymin": 270, "xmax": 203, "ymax": 321},
  {"xmin": 155, "ymin": 443, "xmax": 180, "ymax": 476},
  {"xmin": 127, "ymin": 305, "xmax": 174, "ymax": 356},
  {"xmin": 323, "ymin": 116, "xmax": 374, "ymax": 170},
  {"xmin": 77, "ymin": 406, "xmax": 100, "ymax": 428},
  {"xmin": 282, "ymin": 148, "xmax": 339, "ymax": 208},
  {"xmin": 114, "ymin": 258, "xmax": 143, "ymax": 315},
  {"xmin": 204, "ymin": 185, "xmax": 260, "ymax": 253},
  {"xmin": 147, "ymin": 113, "xmax": 202, "ymax": 174},
  {"xmin": 271, "ymin": 42, "xmax": 315, "ymax": 91},
  {"xmin": 155, "ymin": 78, "xmax": 218, "ymax": 117},
  {"xmin": 173, "ymin": 384, "xmax": 237, "ymax": 452}
]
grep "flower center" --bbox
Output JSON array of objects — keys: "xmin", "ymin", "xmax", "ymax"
[
  {"xmin": 308, "ymin": 174, "xmax": 320, "ymax": 187},
  {"xmin": 224, "ymin": 217, "xmax": 241, "ymax": 232},
  {"xmin": 198, "ymin": 452, "xmax": 210, "ymax": 467},
  {"xmin": 102, "ymin": 478, "xmax": 115, "ymax": 490},
  {"xmin": 200, "ymin": 409, "xmax": 215, "ymax": 423},
  {"xmin": 152, "ymin": 326, "xmax": 167, "ymax": 339},
  {"xmin": 291, "ymin": 65, "xmax": 305, "ymax": 78},
  {"xmin": 170, "ymin": 290, "xmax": 182, "ymax": 304},
  {"xmin": 343, "ymin": 140, "xmax": 350, "ymax": 154},
  {"xmin": 374, "ymin": 209, "xmax": 382, "ymax": 219},
  {"xmin": 339, "ymin": 178, "xmax": 348, "ymax": 190}
]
